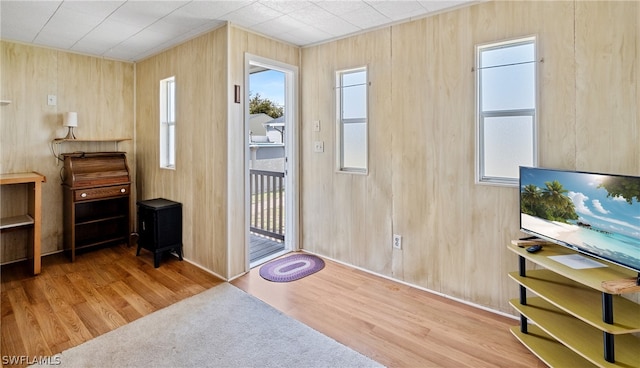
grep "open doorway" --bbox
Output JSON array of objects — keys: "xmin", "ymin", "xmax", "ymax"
[{"xmin": 245, "ymin": 55, "xmax": 298, "ymax": 268}]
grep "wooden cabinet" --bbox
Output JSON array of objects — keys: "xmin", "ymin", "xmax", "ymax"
[
  {"xmin": 508, "ymin": 242, "xmax": 640, "ymax": 367},
  {"xmin": 63, "ymin": 152, "xmax": 131, "ymax": 261},
  {"xmin": 0, "ymin": 172, "xmax": 46, "ymax": 274}
]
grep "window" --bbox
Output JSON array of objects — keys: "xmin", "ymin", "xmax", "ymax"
[
  {"xmin": 476, "ymin": 37, "xmax": 537, "ymax": 185},
  {"xmin": 336, "ymin": 67, "xmax": 368, "ymax": 173},
  {"xmin": 160, "ymin": 76, "xmax": 176, "ymax": 169}
]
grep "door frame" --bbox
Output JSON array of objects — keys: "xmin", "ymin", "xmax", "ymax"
[{"xmin": 244, "ymin": 53, "xmax": 299, "ymax": 270}]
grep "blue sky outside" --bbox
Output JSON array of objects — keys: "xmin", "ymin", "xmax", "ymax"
[
  {"xmin": 520, "ymin": 169, "xmax": 640, "ymax": 240},
  {"xmin": 250, "ymin": 69, "xmax": 285, "ymax": 108}
]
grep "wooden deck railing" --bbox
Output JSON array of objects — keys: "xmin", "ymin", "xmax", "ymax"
[{"xmin": 250, "ymin": 169, "xmax": 285, "ymax": 241}]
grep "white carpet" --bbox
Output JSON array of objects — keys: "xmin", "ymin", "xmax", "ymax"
[{"xmin": 41, "ymin": 283, "xmax": 382, "ymax": 368}]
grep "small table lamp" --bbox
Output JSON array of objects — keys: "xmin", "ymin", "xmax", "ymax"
[{"xmin": 63, "ymin": 112, "xmax": 78, "ymax": 139}]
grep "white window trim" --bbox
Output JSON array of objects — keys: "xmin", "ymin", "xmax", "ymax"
[
  {"xmin": 335, "ymin": 66, "xmax": 368, "ymax": 175},
  {"xmin": 160, "ymin": 76, "xmax": 176, "ymax": 170},
  {"xmin": 475, "ymin": 36, "xmax": 538, "ymax": 186}
]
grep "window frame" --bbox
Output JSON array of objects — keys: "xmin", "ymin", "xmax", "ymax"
[
  {"xmin": 159, "ymin": 76, "xmax": 176, "ymax": 170},
  {"xmin": 335, "ymin": 66, "xmax": 368, "ymax": 174},
  {"xmin": 475, "ymin": 36, "xmax": 538, "ymax": 186}
]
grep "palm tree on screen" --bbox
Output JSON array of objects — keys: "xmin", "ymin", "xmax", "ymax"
[{"xmin": 521, "ymin": 184, "xmax": 542, "ymax": 216}]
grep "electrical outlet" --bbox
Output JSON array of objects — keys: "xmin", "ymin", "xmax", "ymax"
[
  {"xmin": 393, "ymin": 234, "xmax": 402, "ymax": 250},
  {"xmin": 314, "ymin": 141, "xmax": 324, "ymax": 153}
]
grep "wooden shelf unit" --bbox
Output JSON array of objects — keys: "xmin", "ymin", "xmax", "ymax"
[
  {"xmin": 0, "ymin": 172, "xmax": 46, "ymax": 274},
  {"xmin": 51, "ymin": 138, "xmax": 132, "ymax": 162},
  {"xmin": 507, "ymin": 242, "xmax": 640, "ymax": 367},
  {"xmin": 52, "ymin": 138, "xmax": 131, "ymax": 143}
]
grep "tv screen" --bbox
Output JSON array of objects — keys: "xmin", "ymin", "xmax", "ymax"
[{"xmin": 519, "ymin": 167, "xmax": 640, "ymax": 273}]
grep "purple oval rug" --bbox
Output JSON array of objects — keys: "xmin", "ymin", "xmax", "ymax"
[{"xmin": 259, "ymin": 254, "xmax": 325, "ymax": 282}]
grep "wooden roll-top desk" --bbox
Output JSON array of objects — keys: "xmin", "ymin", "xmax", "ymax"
[{"xmin": 62, "ymin": 152, "xmax": 131, "ymax": 261}]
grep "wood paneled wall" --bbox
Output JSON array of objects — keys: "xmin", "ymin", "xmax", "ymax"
[
  {"xmin": 2, "ymin": 0, "xmax": 637, "ymax": 314},
  {"xmin": 227, "ymin": 26, "xmax": 300, "ymax": 278},
  {"xmin": 135, "ymin": 29, "xmax": 228, "ymax": 277},
  {"xmin": 135, "ymin": 25, "xmax": 299, "ymax": 279},
  {"xmin": 300, "ymin": 1, "xmax": 639, "ymax": 313},
  {"xmin": 0, "ymin": 42, "xmax": 134, "ymax": 263}
]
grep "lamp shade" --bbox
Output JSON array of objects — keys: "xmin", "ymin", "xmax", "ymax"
[{"xmin": 63, "ymin": 112, "xmax": 78, "ymax": 127}]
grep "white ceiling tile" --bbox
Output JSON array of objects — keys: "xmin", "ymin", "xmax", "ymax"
[
  {"xmin": 34, "ymin": 8, "xmax": 103, "ymax": 45},
  {"xmin": 61, "ymin": 1, "xmax": 125, "ymax": 18},
  {"xmin": 273, "ymin": 33, "xmax": 309, "ymax": 46},
  {"xmin": 147, "ymin": 15, "xmax": 210, "ymax": 35},
  {"xmin": 100, "ymin": 48, "xmax": 140, "ymax": 61},
  {"xmin": 0, "ymin": 1, "xmax": 61, "ymax": 42},
  {"xmin": 287, "ymin": 4, "xmax": 360, "ymax": 36},
  {"xmin": 108, "ymin": 1, "xmax": 188, "ymax": 26},
  {"xmin": 251, "ymin": 15, "xmax": 307, "ymax": 37},
  {"xmin": 340, "ymin": 5, "xmax": 390, "ymax": 29},
  {"xmin": 418, "ymin": 1, "xmax": 472, "ymax": 13},
  {"xmin": 104, "ymin": 29, "xmax": 170, "ymax": 59},
  {"xmin": 223, "ymin": 2, "xmax": 284, "ymax": 28},
  {"xmin": 366, "ymin": 1, "xmax": 428, "ymax": 21},
  {"xmin": 31, "ymin": 36, "xmax": 78, "ymax": 50},
  {"xmin": 281, "ymin": 24, "xmax": 332, "ymax": 44},
  {"xmin": 261, "ymin": 0, "xmax": 314, "ymax": 14},
  {"xmin": 178, "ymin": 20, "xmax": 227, "ymax": 38},
  {"xmin": 70, "ymin": 41, "xmax": 111, "ymax": 56},
  {"xmin": 73, "ymin": 19, "xmax": 144, "ymax": 55},
  {"xmin": 275, "ymin": 31, "xmax": 319, "ymax": 46},
  {"xmin": 0, "ymin": 0, "xmax": 477, "ymax": 61},
  {"xmin": 176, "ymin": 1, "xmax": 253, "ymax": 19},
  {"xmin": 313, "ymin": 1, "xmax": 369, "ymax": 15}
]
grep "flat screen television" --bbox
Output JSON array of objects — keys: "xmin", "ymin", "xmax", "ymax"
[{"xmin": 519, "ymin": 166, "xmax": 640, "ymax": 276}]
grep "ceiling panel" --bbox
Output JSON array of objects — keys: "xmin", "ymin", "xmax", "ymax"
[
  {"xmin": 0, "ymin": 1, "xmax": 61, "ymax": 42},
  {"xmin": 222, "ymin": 2, "xmax": 283, "ymax": 28},
  {"xmin": 0, "ymin": 0, "xmax": 477, "ymax": 62},
  {"xmin": 108, "ymin": 1, "xmax": 186, "ymax": 25},
  {"xmin": 368, "ymin": 1, "xmax": 429, "ymax": 20},
  {"xmin": 287, "ymin": 4, "xmax": 360, "ymax": 37}
]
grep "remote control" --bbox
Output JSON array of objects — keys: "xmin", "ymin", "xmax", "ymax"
[{"xmin": 526, "ymin": 244, "xmax": 543, "ymax": 253}]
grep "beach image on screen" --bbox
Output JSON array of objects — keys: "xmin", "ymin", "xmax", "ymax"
[{"xmin": 520, "ymin": 168, "xmax": 640, "ymax": 272}]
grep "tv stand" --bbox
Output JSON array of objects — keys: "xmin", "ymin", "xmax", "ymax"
[
  {"xmin": 508, "ymin": 242, "xmax": 640, "ymax": 367},
  {"xmin": 601, "ymin": 274, "xmax": 640, "ymax": 291}
]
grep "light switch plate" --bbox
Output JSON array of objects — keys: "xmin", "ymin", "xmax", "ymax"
[{"xmin": 314, "ymin": 141, "xmax": 324, "ymax": 153}]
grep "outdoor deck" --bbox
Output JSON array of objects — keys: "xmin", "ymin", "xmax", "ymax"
[
  {"xmin": 249, "ymin": 169, "xmax": 286, "ymax": 265},
  {"xmin": 250, "ymin": 233, "xmax": 284, "ymax": 264}
]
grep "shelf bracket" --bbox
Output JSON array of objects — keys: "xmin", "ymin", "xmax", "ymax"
[
  {"xmin": 518, "ymin": 256, "xmax": 528, "ymax": 305},
  {"xmin": 518, "ymin": 255, "xmax": 529, "ymax": 333},
  {"xmin": 603, "ymin": 332, "xmax": 615, "ymax": 363},
  {"xmin": 601, "ymin": 292, "xmax": 615, "ymax": 363},
  {"xmin": 602, "ymin": 292, "xmax": 613, "ymax": 324},
  {"xmin": 519, "ymin": 315, "xmax": 528, "ymax": 334}
]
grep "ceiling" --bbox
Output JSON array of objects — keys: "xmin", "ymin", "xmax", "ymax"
[{"xmin": 0, "ymin": 1, "xmax": 476, "ymax": 62}]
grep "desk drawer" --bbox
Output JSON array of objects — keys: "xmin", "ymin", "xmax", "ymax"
[{"xmin": 75, "ymin": 184, "xmax": 129, "ymax": 201}]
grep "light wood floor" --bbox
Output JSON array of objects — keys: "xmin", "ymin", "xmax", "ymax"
[
  {"xmin": 232, "ymin": 253, "xmax": 545, "ymax": 368},
  {"xmin": 2, "ymin": 245, "xmax": 543, "ymax": 367},
  {"xmin": 1, "ymin": 244, "xmax": 222, "ymax": 367}
]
